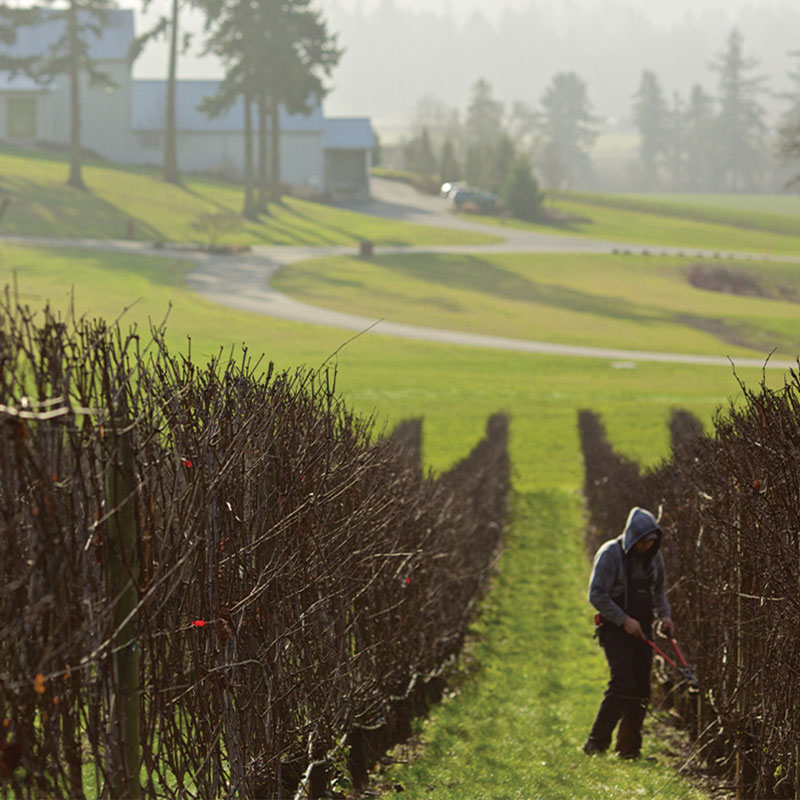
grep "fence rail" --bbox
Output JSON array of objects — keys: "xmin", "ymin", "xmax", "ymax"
[{"xmin": 0, "ymin": 297, "xmax": 510, "ymax": 799}]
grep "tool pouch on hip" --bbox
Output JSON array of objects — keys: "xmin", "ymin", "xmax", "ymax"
[{"xmin": 593, "ymin": 612, "xmax": 605, "ymax": 646}]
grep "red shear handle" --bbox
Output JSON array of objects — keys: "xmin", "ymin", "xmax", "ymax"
[
  {"xmin": 649, "ymin": 638, "xmax": 700, "ymax": 688},
  {"xmin": 647, "ymin": 639, "xmax": 677, "ymax": 669},
  {"xmin": 670, "ymin": 638, "xmax": 689, "ymax": 667}
]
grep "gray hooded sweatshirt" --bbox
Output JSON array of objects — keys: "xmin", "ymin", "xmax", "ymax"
[{"xmin": 588, "ymin": 507, "xmax": 671, "ymax": 628}]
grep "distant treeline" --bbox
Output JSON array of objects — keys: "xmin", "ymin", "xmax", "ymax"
[
  {"xmin": 392, "ymin": 74, "xmax": 599, "ymax": 196},
  {"xmin": 391, "ymin": 27, "xmax": 800, "ymax": 194},
  {"xmin": 329, "ymin": 0, "xmax": 798, "ymax": 135}
]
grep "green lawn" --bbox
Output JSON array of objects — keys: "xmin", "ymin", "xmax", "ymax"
[
  {"xmin": 273, "ymin": 251, "xmax": 800, "ymax": 360},
  {"xmin": 3, "ymin": 242, "xmax": 760, "ymax": 480},
  {"xmin": 563, "ymin": 191, "xmax": 800, "ymax": 238},
  {"xmin": 0, "ymin": 146, "xmax": 497, "ymax": 247},
  {"xmin": 3, "ymin": 237, "xmax": 778, "ymax": 798},
  {"xmin": 467, "ymin": 195, "xmax": 800, "ymax": 256},
  {"xmin": 8, "ymin": 144, "xmax": 800, "ymax": 258}
]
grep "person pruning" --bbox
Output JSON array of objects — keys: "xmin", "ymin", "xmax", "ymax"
[{"xmin": 583, "ymin": 506, "xmax": 674, "ymax": 759}]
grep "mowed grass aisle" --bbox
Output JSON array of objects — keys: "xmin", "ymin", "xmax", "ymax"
[{"xmin": 383, "ymin": 492, "xmax": 708, "ymax": 800}]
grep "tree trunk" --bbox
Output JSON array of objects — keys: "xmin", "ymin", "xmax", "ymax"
[
  {"xmin": 243, "ymin": 94, "xmax": 257, "ymax": 219},
  {"xmin": 256, "ymin": 92, "xmax": 269, "ymax": 212},
  {"xmin": 163, "ymin": 0, "xmax": 181, "ymax": 185},
  {"xmin": 270, "ymin": 101, "xmax": 281, "ymax": 202},
  {"xmin": 66, "ymin": 2, "xmax": 86, "ymax": 190}
]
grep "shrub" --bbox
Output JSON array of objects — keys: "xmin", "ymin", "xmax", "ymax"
[{"xmin": 500, "ymin": 155, "xmax": 545, "ymax": 221}]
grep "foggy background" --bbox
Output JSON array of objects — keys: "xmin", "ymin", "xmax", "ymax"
[{"xmin": 132, "ymin": 0, "xmax": 800, "ymax": 143}]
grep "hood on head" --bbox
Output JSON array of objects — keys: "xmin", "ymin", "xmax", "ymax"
[{"xmin": 621, "ymin": 506, "xmax": 661, "ymax": 554}]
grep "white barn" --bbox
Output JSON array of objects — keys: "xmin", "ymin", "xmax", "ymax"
[{"xmin": 0, "ymin": 8, "xmax": 375, "ymax": 200}]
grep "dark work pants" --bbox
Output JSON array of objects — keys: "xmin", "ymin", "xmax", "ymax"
[{"xmin": 587, "ymin": 621, "xmax": 653, "ymax": 755}]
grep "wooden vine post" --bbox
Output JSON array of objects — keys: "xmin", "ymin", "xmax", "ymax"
[
  {"xmin": 105, "ymin": 413, "xmax": 141, "ymax": 800},
  {"xmin": 733, "ymin": 495, "xmax": 746, "ymax": 800}
]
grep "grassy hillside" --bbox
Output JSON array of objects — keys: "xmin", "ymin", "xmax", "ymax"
[
  {"xmin": 0, "ymin": 145, "xmax": 497, "ymax": 247},
  {"xmin": 2, "ymin": 240, "xmax": 774, "ymax": 484},
  {"xmin": 7, "ymin": 145, "xmax": 800, "ymax": 257},
  {"xmin": 468, "ymin": 194, "xmax": 800, "ymax": 255},
  {"xmin": 274, "ymin": 251, "xmax": 800, "ymax": 360},
  {"xmin": 563, "ymin": 191, "xmax": 800, "ymax": 238}
]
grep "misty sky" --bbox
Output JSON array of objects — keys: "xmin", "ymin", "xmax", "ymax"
[
  {"xmin": 315, "ymin": 0, "xmax": 781, "ymax": 27},
  {"xmin": 132, "ymin": 0, "xmax": 800, "ymax": 135}
]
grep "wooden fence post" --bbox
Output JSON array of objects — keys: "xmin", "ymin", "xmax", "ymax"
[
  {"xmin": 105, "ymin": 415, "xmax": 141, "ymax": 800},
  {"xmin": 733, "ymin": 499, "xmax": 746, "ymax": 800}
]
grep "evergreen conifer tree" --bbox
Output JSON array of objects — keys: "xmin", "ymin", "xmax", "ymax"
[
  {"xmin": 199, "ymin": 0, "xmax": 340, "ymax": 212},
  {"xmin": 130, "ymin": 0, "xmax": 200, "ymax": 185},
  {"xmin": 0, "ymin": 6, "xmax": 40, "ymax": 74},
  {"xmin": 683, "ymin": 84, "xmax": 718, "ymax": 190},
  {"xmin": 465, "ymin": 78, "xmax": 503, "ymax": 148},
  {"xmin": 500, "ymin": 154, "xmax": 544, "ymax": 221},
  {"xmin": 439, "ymin": 137, "xmax": 460, "ymax": 183},
  {"xmin": 777, "ymin": 48, "xmax": 800, "ymax": 188},
  {"xmin": 711, "ymin": 28, "xmax": 769, "ymax": 191},
  {"xmin": 32, "ymin": 0, "xmax": 116, "ymax": 189},
  {"xmin": 536, "ymin": 71, "xmax": 598, "ymax": 190},
  {"xmin": 632, "ymin": 70, "xmax": 669, "ymax": 188},
  {"xmin": 413, "ymin": 127, "xmax": 437, "ymax": 175},
  {"xmin": 487, "ymin": 135, "xmax": 516, "ymax": 194}
]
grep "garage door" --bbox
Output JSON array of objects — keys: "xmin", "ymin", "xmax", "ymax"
[{"xmin": 7, "ymin": 96, "xmax": 36, "ymax": 140}]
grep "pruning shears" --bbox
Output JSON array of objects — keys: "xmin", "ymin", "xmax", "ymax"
[{"xmin": 647, "ymin": 637, "xmax": 699, "ymax": 688}]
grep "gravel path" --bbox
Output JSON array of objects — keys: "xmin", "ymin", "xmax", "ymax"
[{"xmin": 2, "ymin": 178, "xmax": 795, "ymax": 370}]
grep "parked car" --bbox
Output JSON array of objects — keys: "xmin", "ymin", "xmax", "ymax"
[
  {"xmin": 451, "ymin": 187, "xmax": 497, "ymax": 213},
  {"xmin": 440, "ymin": 181, "xmax": 462, "ymax": 197}
]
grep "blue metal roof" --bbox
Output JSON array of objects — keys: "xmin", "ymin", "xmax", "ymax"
[
  {"xmin": 323, "ymin": 118, "xmax": 375, "ymax": 150},
  {"xmin": 131, "ymin": 80, "xmax": 325, "ymax": 134},
  {"xmin": 3, "ymin": 8, "xmax": 134, "ymax": 61}
]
